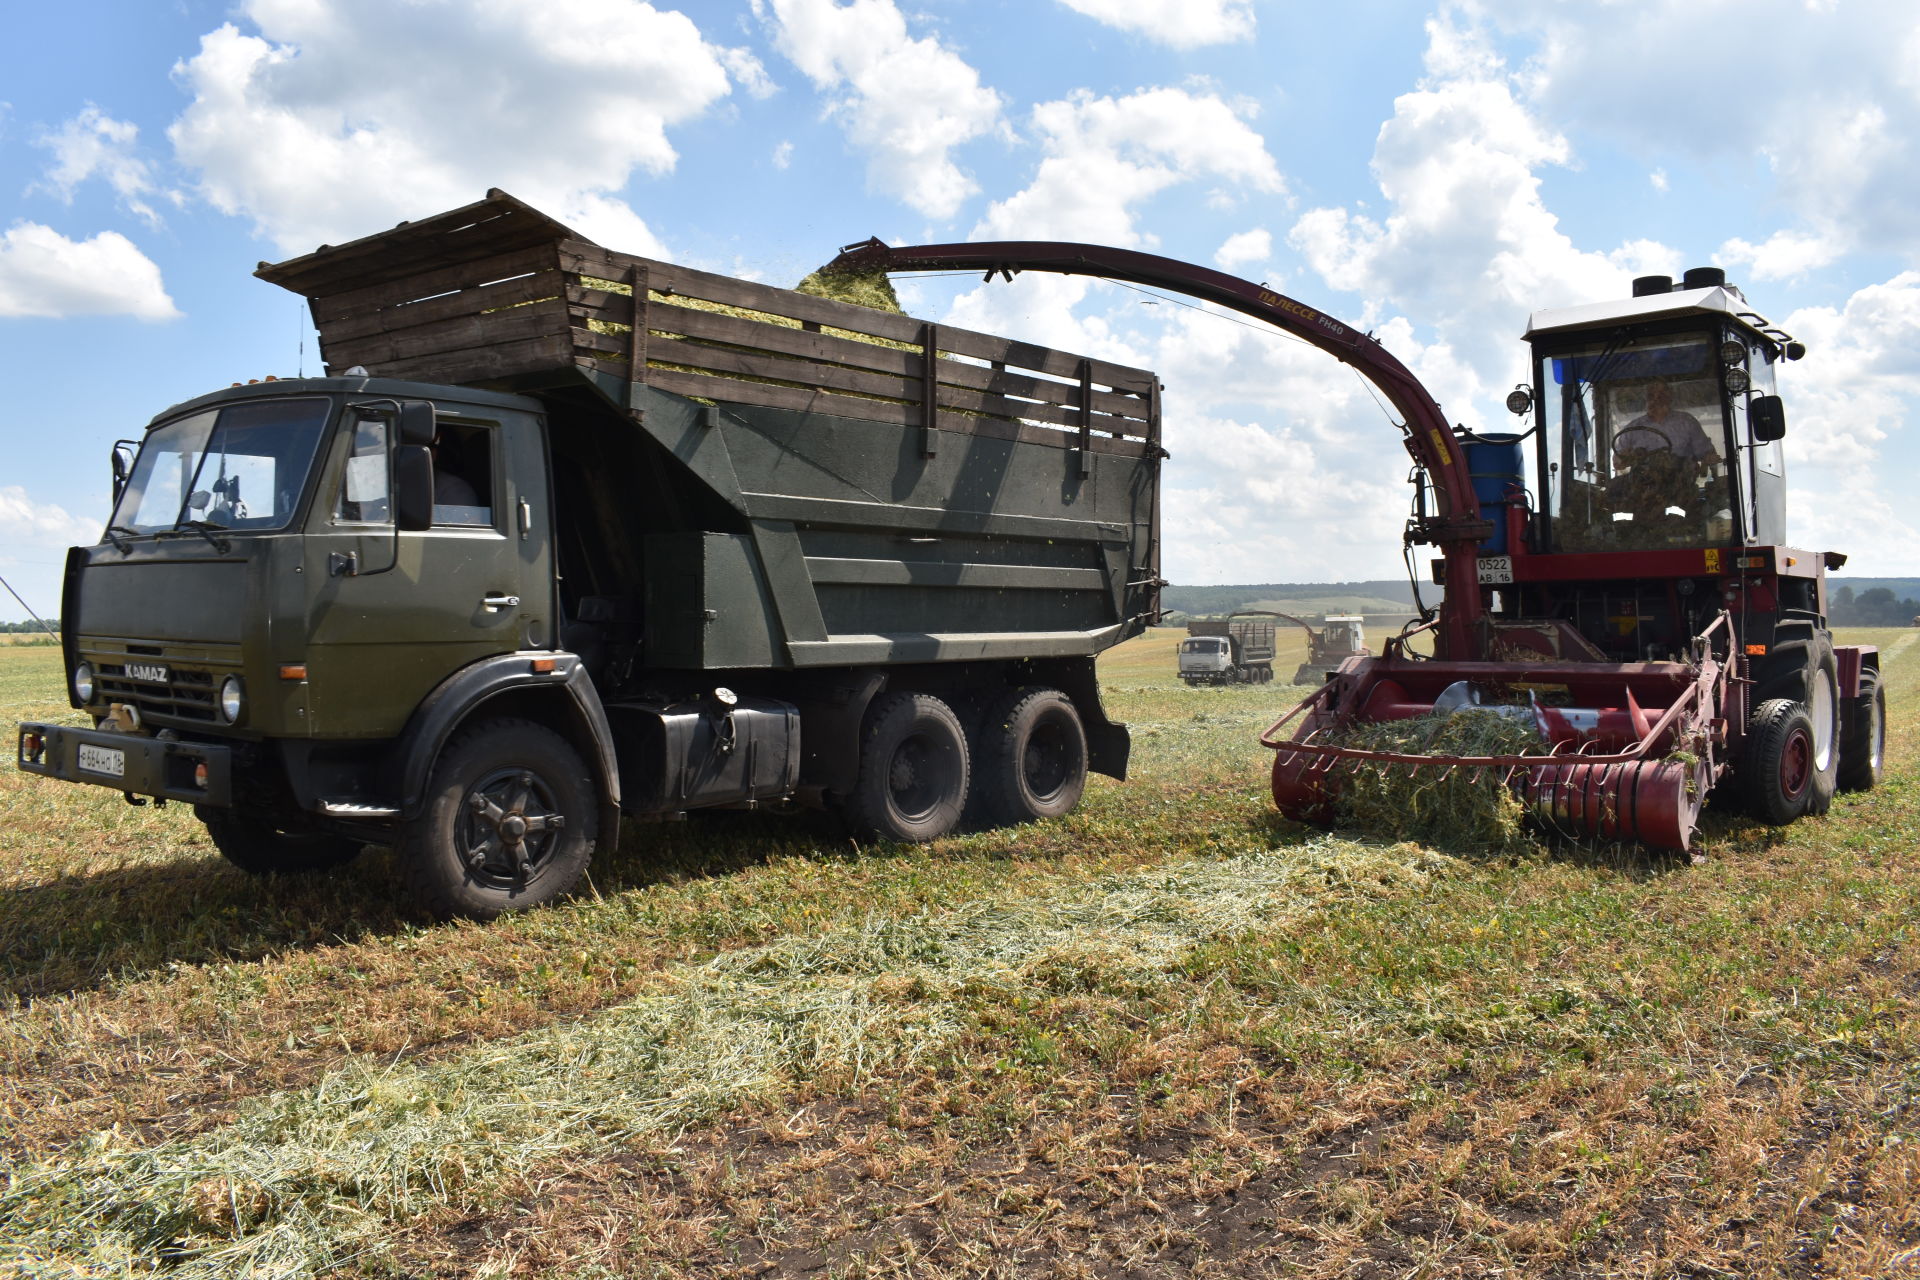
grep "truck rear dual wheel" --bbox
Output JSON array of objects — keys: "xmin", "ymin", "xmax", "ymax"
[
  {"xmin": 973, "ymin": 687, "xmax": 1088, "ymax": 826},
  {"xmin": 1838, "ymin": 668, "xmax": 1886, "ymax": 793},
  {"xmin": 843, "ymin": 693, "xmax": 971, "ymax": 843},
  {"xmin": 196, "ymin": 807, "xmax": 364, "ymax": 876},
  {"xmin": 402, "ymin": 717, "xmax": 598, "ymax": 921}
]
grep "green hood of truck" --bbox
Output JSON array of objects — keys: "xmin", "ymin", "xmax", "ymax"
[{"xmin": 76, "ymin": 557, "xmax": 249, "ymax": 643}]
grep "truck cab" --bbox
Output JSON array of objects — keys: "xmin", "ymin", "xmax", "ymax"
[{"xmin": 1178, "ymin": 635, "xmax": 1234, "ymax": 683}]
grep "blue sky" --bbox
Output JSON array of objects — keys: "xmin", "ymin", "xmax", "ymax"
[{"xmin": 3, "ymin": 0, "xmax": 1917, "ymax": 620}]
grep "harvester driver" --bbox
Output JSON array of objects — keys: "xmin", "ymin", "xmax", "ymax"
[
  {"xmin": 1617, "ymin": 379, "xmax": 1713, "ymax": 461},
  {"xmin": 1609, "ymin": 379, "xmax": 1715, "ymax": 524}
]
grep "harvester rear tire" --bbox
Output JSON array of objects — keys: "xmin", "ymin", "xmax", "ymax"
[
  {"xmin": 973, "ymin": 687, "xmax": 1087, "ymax": 825},
  {"xmin": 1838, "ymin": 669, "xmax": 1886, "ymax": 793},
  {"xmin": 1742, "ymin": 698, "xmax": 1817, "ymax": 827},
  {"xmin": 1802, "ymin": 640, "xmax": 1841, "ymax": 817},
  {"xmin": 197, "ymin": 808, "xmax": 364, "ymax": 876},
  {"xmin": 843, "ymin": 693, "xmax": 969, "ymax": 843}
]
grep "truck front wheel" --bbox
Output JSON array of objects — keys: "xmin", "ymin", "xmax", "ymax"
[
  {"xmin": 974, "ymin": 687, "xmax": 1087, "ymax": 825},
  {"xmin": 843, "ymin": 692, "xmax": 969, "ymax": 843},
  {"xmin": 196, "ymin": 807, "xmax": 363, "ymax": 876},
  {"xmin": 402, "ymin": 717, "xmax": 598, "ymax": 921}
]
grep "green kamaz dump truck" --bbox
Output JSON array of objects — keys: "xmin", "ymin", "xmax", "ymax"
[{"xmin": 15, "ymin": 191, "xmax": 1164, "ymax": 919}]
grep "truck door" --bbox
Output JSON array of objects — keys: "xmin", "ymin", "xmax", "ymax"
[{"xmin": 299, "ymin": 405, "xmax": 552, "ymax": 737}]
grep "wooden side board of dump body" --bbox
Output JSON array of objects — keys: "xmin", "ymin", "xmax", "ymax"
[{"xmin": 261, "ymin": 191, "xmax": 1161, "ymax": 463}]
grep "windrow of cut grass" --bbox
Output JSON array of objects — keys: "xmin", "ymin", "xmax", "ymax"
[
  {"xmin": 1, "ymin": 836, "xmax": 1464, "ymax": 1276},
  {"xmin": 0, "ymin": 630, "xmax": 1288, "ymax": 1157},
  {"xmin": 2, "ymin": 627, "xmax": 1914, "ymax": 1277}
]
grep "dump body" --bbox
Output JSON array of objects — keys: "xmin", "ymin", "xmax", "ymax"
[
  {"xmin": 16, "ymin": 192, "xmax": 1166, "ymax": 917},
  {"xmin": 258, "ymin": 192, "xmax": 1164, "ymax": 677}
]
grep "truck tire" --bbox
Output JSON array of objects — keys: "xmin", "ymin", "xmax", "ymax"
[
  {"xmin": 973, "ymin": 687, "xmax": 1087, "ymax": 825},
  {"xmin": 401, "ymin": 717, "xmax": 598, "ymax": 921},
  {"xmin": 1742, "ymin": 699, "xmax": 1818, "ymax": 827},
  {"xmin": 843, "ymin": 692, "xmax": 969, "ymax": 843},
  {"xmin": 196, "ymin": 807, "xmax": 363, "ymax": 876},
  {"xmin": 1838, "ymin": 668, "xmax": 1886, "ymax": 793}
]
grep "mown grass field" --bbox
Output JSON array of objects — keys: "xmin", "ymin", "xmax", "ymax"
[{"xmin": 2, "ymin": 627, "xmax": 1915, "ymax": 1278}]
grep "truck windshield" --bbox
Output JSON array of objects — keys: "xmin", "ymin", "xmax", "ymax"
[
  {"xmin": 1539, "ymin": 336, "xmax": 1735, "ymax": 553},
  {"xmin": 110, "ymin": 399, "xmax": 332, "ymax": 535}
]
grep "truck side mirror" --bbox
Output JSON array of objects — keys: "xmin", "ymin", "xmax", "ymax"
[
  {"xmin": 110, "ymin": 441, "xmax": 137, "ymax": 503},
  {"xmin": 395, "ymin": 445, "xmax": 435, "ymax": 530},
  {"xmin": 398, "ymin": 400, "xmax": 437, "ymax": 446},
  {"xmin": 1751, "ymin": 394, "xmax": 1787, "ymax": 442}
]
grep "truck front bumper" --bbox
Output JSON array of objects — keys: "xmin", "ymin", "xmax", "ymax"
[{"xmin": 16, "ymin": 722, "xmax": 233, "ymax": 807}]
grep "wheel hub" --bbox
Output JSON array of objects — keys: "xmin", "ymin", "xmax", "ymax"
[{"xmin": 459, "ymin": 769, "xmax": 566, "ymax": 883}]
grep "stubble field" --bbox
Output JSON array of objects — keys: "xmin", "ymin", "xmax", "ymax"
[{"xmin": 1, "ymin": 627, "xmax": 1915, "ymax": 1278}]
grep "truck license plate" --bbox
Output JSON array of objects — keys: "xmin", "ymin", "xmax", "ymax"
[
  {"xmin": 1477, "ymin": 556, "xmax": 1514, "ymax": 584},
  {"xmin": 77, "ymin": 744, "xmax": 126, "ymax": 778}
]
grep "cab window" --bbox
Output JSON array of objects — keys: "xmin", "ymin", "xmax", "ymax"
[
  {"xmin": 431, "ymin": 421, "xmax": 496, "ymax": 526},
  {"xmin": 334, "ymin": 415, "xmax": 391, "ymax": 524}
]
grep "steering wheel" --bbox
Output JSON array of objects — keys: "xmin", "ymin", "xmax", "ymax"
[{"xmin": 1611, "ymin": 424, "xmax": 1677, "ymax": 459}]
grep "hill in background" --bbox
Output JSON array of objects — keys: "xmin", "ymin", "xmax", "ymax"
[
  {"xmin": 1165, "ymin": 577, "xmax": 1920, "ymax": 627},
  {"xmin": 1161, "ymin": 580, "xmax": 1430, "ymax": 619}
]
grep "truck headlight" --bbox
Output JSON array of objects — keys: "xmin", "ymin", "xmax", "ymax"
[
  {"xmin": 73, "ymin": 662, "xmax": 96, "ymax": 703},
  {"xmin": 219, "ymin": 676, "xmax": 245, "ymax": 724}
]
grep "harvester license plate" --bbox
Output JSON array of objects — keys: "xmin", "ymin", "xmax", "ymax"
[
  {"xmin": 77, "ymin": 744, "xmax": 125, "ymax": 778},
  {"xmin": 1477, "ymin": 556, "xmax": 1514, "ymax": 584}
]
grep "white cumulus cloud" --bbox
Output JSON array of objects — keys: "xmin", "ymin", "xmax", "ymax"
[
  {"xmin": 1055, "ymin": 0, "xmax": 1255, "ymax": 48},
  {"xmin": 34, "ymin": 105, "xmax": 171, "ymax": 226},
  {"xmin": 1770, "ymin": 272, "xmax": 1920, "ymax": 569},
  {"xmin": 0, "ymin": 485, "xmax": 103, "ymax": 621},
  {"xmin": 0, "ymin": 223, "xmax": 179, "ymax": 321},
  {"xmin": 1287, "ymin": 12, "xmax": 1678, "ymax": 383},
  {"xmin": 1485, "ymin": 0, "xmax": 1920, "ymax": 263},
  {"xmin": 757, "ymin": 0, "xmax": 1003, "ymax": 220},
  {"xmin": 976, "ymin": 87, "xmax": 1283, "ymax": 247},
  {"xmin": 1214, "ymin": 227, "xmax": 1271, "ymax": 271},
  {"xmin": 168, "ymin": 0, "xmax": 746, "ymax": 255},
  {"xmin": 1718, "ymin": 230, "xmax": 1842, "ymax": 283}
]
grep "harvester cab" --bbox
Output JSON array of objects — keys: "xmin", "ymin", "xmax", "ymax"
[
  {"xmin": 828, "ymin": 238, "xmax": 1886, "ymax": 854},
  {"xmin": 1521, "ymin": 267, "xmax": 1793, "ymax": 570}
]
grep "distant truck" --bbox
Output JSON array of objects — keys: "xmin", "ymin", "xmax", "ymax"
[
  {"xmin": 15, "ymin": 192, "xmax": 1164, "ymax": 920},
  {"xmin": 1179, "ymin": 614, "xmax": 1276, "ymax": 685}
]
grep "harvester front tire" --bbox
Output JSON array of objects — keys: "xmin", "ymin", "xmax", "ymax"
[
  {"xmin": 198, "ymin": 808, "xmax": 363, "ymax": 876},
  {"xmin": 1742, "ymin": 699, "xmax": 1818, "ymax": 827},
  {"xmin": 843, "ymin": 693, "xmax": 969, "ymax": 843},
  {"xmin": 1838, "ymin": 669, "xmax": 1886, "ymax": 793},
  {"xmin": 401, "ymin": 718, "xmax": 597, "ymax": 921},
  {"xmin": 974, "ymin": 687, "xmax": 1088, "ymax": 825}
]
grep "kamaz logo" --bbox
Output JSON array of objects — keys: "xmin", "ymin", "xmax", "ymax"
[{"xmin": 125, "ymin": 663, "xmax": 169, "ymax": 683}]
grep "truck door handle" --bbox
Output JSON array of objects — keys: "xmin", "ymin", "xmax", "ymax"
[{"xmin": 482, "ymin": 594, "xmax": 521, "ymax": 610}]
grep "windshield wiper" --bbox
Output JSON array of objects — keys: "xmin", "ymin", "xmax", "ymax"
[
  {"xmin": 103, "ymin": 524, "xmax": 140, "ymax": 554},
  {"xmin": 163, "ymin": 519, "xmax": 232, "ymax": 554}
]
